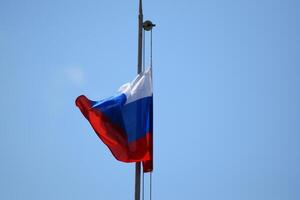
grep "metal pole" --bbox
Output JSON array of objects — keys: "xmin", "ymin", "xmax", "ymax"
[
  {"xmin": 135, "ymin": 162, "xmax": 141, "ymax": 200},
  {"xmin": 137, "ymin": 0, "xmax": 143, "ymax": 74},
  {"xmin": 135, "ymin": 0, "xmax": 143, "ymax": 200}
]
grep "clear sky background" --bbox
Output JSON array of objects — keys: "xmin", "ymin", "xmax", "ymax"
[{"xmin": 0, "ymin": 0, "xmax": 299, "ymax": 199}]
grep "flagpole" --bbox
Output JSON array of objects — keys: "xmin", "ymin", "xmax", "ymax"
[
  {"xmin": 137, "ymin": 0, "xmax": 143, "ymax": 75},
  {"xmin": 135, "ymin": 0, "xmax": 143, "ymax": 200}
]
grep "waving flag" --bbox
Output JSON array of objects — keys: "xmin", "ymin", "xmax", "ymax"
[{"xmin": 75, "ymin": 68, "xmax": 153, "ymax": 172}]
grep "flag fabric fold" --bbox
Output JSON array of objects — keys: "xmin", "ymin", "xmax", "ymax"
[{"xmin": 75, "ymin": 67, "xmax": 153, "ymax": 172}]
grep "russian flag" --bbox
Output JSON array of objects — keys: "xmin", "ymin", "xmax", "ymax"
[{"xmin": 75, "ymin": 68, "xmax": 153, "ymax": 172}]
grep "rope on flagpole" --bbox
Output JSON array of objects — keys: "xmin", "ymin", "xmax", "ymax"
[
  {"xmin": 149, "ymin": 27, "xmax": 153, "ymax": 200},
  {"xmin": 143, "ymin": 20, "xmax": 155, "ymax": 68},
  {"xmin": 150, "ymin": 172, "xmax": 152, "ymax": 200},
  {"xmin": 150, "ymin": 29, "xmax": 153, "ymax": 68},
  {"xmin": 150, "ymin": 27, "xmax": 153, "ymax": 200},
  {"xmin": 142, "ymin": 23, "xmax": 146, "ymax": 200},
  {"xmin": 142, "ymin": 19, "xmax": 155, "ymax": 200},
  {"xmin": 142, "ymin": 171, "xmax": 145, "ymax": 200}
]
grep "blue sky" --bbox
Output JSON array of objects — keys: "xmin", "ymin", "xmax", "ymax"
[{"xmin": 0, "ymin": 0, "xmax": 300, "ymax": 199}]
